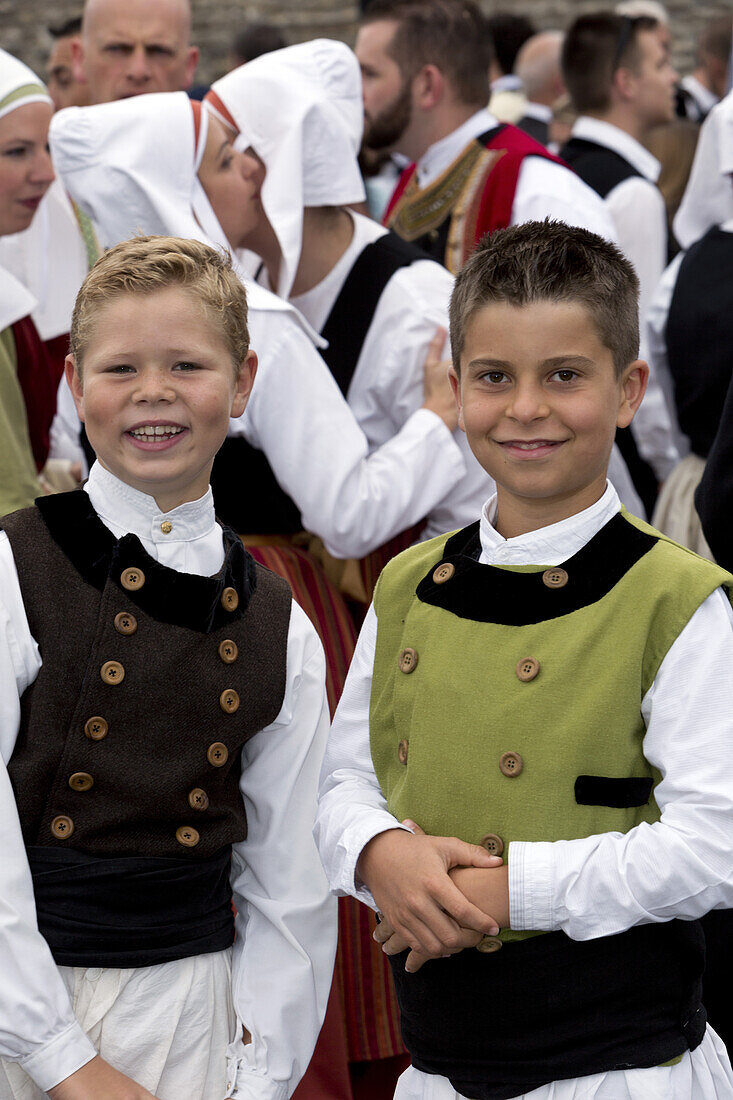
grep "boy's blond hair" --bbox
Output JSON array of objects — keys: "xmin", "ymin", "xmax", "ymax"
[{"xmin": 70, "ymin": 235, "xmax": 250, "ymax": 374}]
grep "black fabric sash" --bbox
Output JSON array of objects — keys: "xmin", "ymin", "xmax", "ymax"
[
  {"xmin": 389, "ymin": 919, "xmax": 706, "ymax": 1099},
  {"xmin": 320, "ymin": 231, "xmax": 430, "ymax": 398},
  {"xmin": 28, "ymin": 845, "xmax": 235, "ymax": 968}
]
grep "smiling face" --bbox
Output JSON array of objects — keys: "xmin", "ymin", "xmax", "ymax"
[
  {"xmin": 66, "ymin": 286, "xmax": 255, "ymax": 511},
  {"xmin": 450, "ymin": 299, "xmax": 647, "ymax": 536},
  {"xmin": 77, "ymin": 0, "xmax": 199, "ymax": 103},
  {"xmin": 197, "ymin": 115, "xmax": 265, "ymax": 251},
  {"xmin": 0, "ymin": 102, "xmax": 54, "ymax": 236}
]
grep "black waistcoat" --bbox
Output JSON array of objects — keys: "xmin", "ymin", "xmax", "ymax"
[
  {"xmin": 666, "ymin": 226, "xmax": 733, "ymax": 458},
  {"xmin": 1, "ymin": 492, "xmax": 292, "ymax": 967}
]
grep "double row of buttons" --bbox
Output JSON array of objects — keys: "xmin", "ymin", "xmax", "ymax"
[{"xmin": 51, "ymin": 572, "xmax": 242, "ymax": 846}]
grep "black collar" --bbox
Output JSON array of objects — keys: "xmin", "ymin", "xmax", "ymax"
[
  {"xmin": 417, "ymin": 512, "xmax": 657, "ymax": 624},
  {"xmin": 36, "ymin": 491, "xmax": 257, "ymax": 633}
]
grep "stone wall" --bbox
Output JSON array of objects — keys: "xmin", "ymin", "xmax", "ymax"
[{"xmin": 2, "ymin": 0, "xmax": 730, "ymax": 86}]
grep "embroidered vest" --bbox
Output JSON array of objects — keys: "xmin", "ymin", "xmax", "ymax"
[{"xmin": 384, "ymin": 124, "xmax": 563, "ymax": 273}]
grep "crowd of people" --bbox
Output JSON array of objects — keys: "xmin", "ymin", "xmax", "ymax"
[{"xmin": 0, "ymin": 0, "xmax": 732, "ymax": 1098}]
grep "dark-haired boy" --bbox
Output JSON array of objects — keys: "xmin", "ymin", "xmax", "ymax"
[{"xmin": 316, "ymin": 221, "xmax": 733, "ymax": 1099}]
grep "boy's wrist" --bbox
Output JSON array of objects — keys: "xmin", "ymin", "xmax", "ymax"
[{"xmin": 449, "ymin": 864, "xmax": 511, "ymax": 929}]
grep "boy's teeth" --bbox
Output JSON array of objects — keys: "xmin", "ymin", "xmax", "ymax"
[{"xmin": 130, "ymin": 425, "xmax": 184, "ymax": 439}]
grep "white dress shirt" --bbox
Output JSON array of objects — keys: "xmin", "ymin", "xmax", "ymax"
[
  {"xmin": 315, "ymin": 482, "xmax": 733, "ymax": 1097},
  {"xmin": 0, "ymin": 463, "xmax": 336, "ymax": 1100},
  {"xmin": 414, "ymin": 109, "xmax": 618, "ymax": 242},
  {"xmin": 569, "ymin": 116, "xmax": 678, "ymax": 480}
]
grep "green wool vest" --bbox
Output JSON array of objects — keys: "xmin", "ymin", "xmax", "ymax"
[{"xmin": 370, "ymin": 510, "xmax": 732, "ymax": 944}]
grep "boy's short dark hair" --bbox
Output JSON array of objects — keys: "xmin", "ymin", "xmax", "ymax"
[
  {"xmin": 562, "ymin": 12, "xmax": 659, "ymax": 114},
  {"xmin": 449, "ymin": 220, "xmax": 640, "ymax": 376},
  {"xmin": 362, "ymin": 0, "xmax": 493, "ymax": 108},
  {"xmin": 231, "ymin": 22, "xmax": 287, "ymax": 66}
]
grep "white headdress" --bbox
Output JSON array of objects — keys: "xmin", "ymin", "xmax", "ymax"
[{"xmin": 208, "ymin": 39, "xmax": 366, "ymax": 298}]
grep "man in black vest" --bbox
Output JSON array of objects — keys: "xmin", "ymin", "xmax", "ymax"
[{"xmin": 559, "ymin": 13, "xmax": 680, "ymax": 514}]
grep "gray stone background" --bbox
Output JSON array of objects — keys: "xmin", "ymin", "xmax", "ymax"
[{"xmin": 2, "ymin": 0, "xmax": 731, "ymax": 86}]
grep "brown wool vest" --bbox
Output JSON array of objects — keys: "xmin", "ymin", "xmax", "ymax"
[{"xmin": 3, "ymin": 492, "xmax": 292, "ymax": 860}]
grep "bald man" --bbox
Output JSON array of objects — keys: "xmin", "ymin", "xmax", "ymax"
[
  {"xmin": 72, "ymin": 0, "xmax": 199, "ymax": 104},
  {"xmin": 514, "ymin": 31, "xmax": 565, "ymax": 146}
]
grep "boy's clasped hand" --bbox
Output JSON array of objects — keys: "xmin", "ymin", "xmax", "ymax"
[{"xmin": 360, "ymin": 819, "xmax": 510, "ymax": 973}]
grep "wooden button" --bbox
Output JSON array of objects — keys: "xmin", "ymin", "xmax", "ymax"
[
  {"xmin": 207, "ymin": 742, "xmax": 229, "ymax": 767},
  {"xmin": 220, "ymin": 689, "xmax": 240, "ymax": 714},
  {"xmin": 432, "ymin": 562, "xmax": 455, "ymax": 585},
  {"xmin": 221, "ymin": 587, "xmax": 239, "ymax": 611},
  {"xmin": 398, "ymin": 739, "xmax": 409, "ymax": 765},
  {"xmin": 100, "ymin": 660, "xmax": 125, "ymax": 685},
  {"xmin": 499, "ymin": 751, "xmax": 523, "ymax": 778},
  {"xmin": 398, "ymin": 647, "xmax": 418, "ymax": 674},
  {"xmin": 188, "ymin": 788, "xmax": 210, "ymax": 811},
  {"xmin": 542, "ymin": 567, "xmax": 568, "ymax": 589},
  {"xmin": 120, "ymin": 567, "xmax": 145, "ymax": 591},
  {"xmin": 516, "ymin": 657, "xmax": 540, "ymax": 682},
  {"xmin": 114, "ymin": 611, "xmax": 138, "ymax": 635},
  {"xmin": 84, "ymin": 716, "xmax": 108, "ymax": 741},
  {"xmin": 218, "ymin": 639, "xmax": 238, "ymax": 663},
  {"xmin": 160, "ymin": 520, "xmax": 173, "ymax": 534},
  {"xmin": 176, "ymin": 825, "xmax": 200, "ymax": 847},
  {"xmin": 477, "ymin": 935, "xmax": 503, "ymax": 954},
  {"xmin": 69, "ymin": 772, "xmax": 94, "ymax": 792},
  {"xmin": 51, "ymin": 815, "xmax": 74, "ymax": 839},
  {"xmin": 480, "ymin": 832, "xmax": 504, "ymax": 856}
]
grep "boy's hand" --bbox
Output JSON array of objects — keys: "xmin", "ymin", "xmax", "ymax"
[
  {"xmin": 48, "ymin": 1056, "xmax": 161, "ymax": 1099},
  {"xmin": 375, "ymin": 914, "xmax": 482, "ymax": 973},
  {"xmin": 357, "ymin": 819, "xmax": 502, "ymax": 959},
  {"xmin": 421, "ymin": 328, "xmax": 459, "ymax": 432}
]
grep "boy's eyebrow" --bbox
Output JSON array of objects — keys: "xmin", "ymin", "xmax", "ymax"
[{"xmin": 542, "ymin": 355, "xmax": 595, "ymax": 369}]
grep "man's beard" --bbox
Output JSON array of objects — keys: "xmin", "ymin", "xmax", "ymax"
[{"xmin": 363, "ymin": 78, "xmax": 412, "ymax": 152}]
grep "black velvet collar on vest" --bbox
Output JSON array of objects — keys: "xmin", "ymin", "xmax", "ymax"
[
  {"xmin": 416, "ymin": 512, "xmax": 657, "ymax": 624},
  {"xmin": 35, "ymin": 491, "xmax": 257, "ymax": 633}
]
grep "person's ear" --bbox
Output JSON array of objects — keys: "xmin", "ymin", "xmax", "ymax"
[
  {"xmin": 65, "ymin": 355, "xmax": 85, "ymax": 422},
  {"xmin": 448, "ymin": 365, "xmax": 465, "ymax": 433},
  {"xmin": 184, "ymin": 46, "xmax": 200, "ymax": 90},
  {"xmin": 413, "ymin": 64, "xmax": 444, "ymax": 110},
  {"xmin": 616, "ymin": 359, "xmax": 649, "ymax": 428},
  {"xmin": 70, "ymin": 37, "xmax": 86, "ymax": 85},
  {"xmin": 231, "ymin": 349, "xmax": 257, "ymax": 419}
]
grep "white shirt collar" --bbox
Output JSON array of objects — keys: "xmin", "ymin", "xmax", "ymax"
[
  {"xmin": 522, "ymin": 101, "xmax": 553, "ymax": 124},
  {"xmin": 490, "ymin": 74, "xmax": 523, "ymax": 93},
  {"xmin": 417, "ymin": 108, "xmax": 499, "ymax": 188},
  {"xmin": 572, "ymin": 115, "xmax": 661, "ymax": 183},
  {"xmin": 478, "ymin": 482, "xmax": 621, "ymax": 566},
  {"xmin": 84, "ymin": 460, "xmax": 217, "ymax": 547}
]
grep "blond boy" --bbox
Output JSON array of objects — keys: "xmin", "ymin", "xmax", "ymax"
[{"xmin": 0, "ymin": 236, "xmax": 335, "ymax": 1100}]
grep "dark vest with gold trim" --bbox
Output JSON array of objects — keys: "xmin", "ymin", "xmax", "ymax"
[
  {"xmin": 370, "ymin": 510, "xmax": 732, "ymax": 1099},
  {"xmin": 2, "ymin": 491, "xmax": 292, "ymax": 967},
  {"xmin": 384, "ymin": 123, "xmax": 563, "ymax": 274}
]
